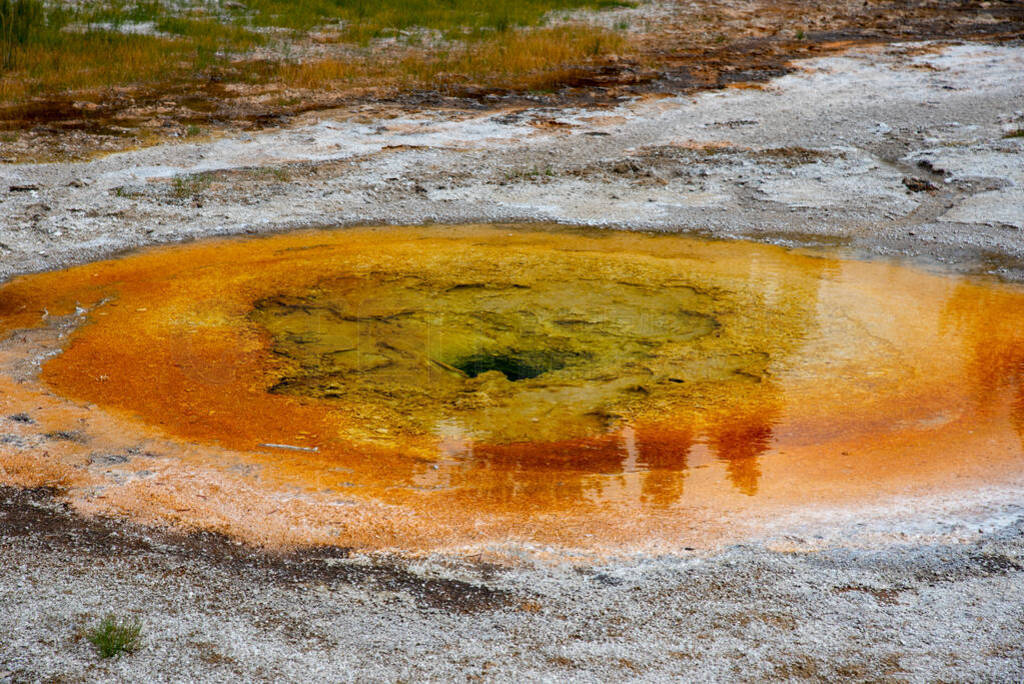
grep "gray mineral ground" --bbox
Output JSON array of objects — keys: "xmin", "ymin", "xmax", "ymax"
[{"xmin": 1, "ymin": 12, "xmax": 1024, "ymax": 683}]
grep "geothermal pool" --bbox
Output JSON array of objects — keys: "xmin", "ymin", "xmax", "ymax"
[{"xmin": 1, "ymin": 224, "xmax": 1023, "ymax": 552}]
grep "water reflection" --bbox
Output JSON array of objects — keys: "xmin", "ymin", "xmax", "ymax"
[
  {"xmin": 425, "ymin": 400, "xmax": 786, "ymax": 504},
  {"xmin": 707, "ymin": 411, "xmax": 774, "ymax": 496},
  {"xmin": 413, "ymin": 245, "xmax": 827, "ymax": 500},
  {"xmin": 942, "ymin": 281, "xmax": 1024, "ymax": 444},
  {"xmin": 633, "ymin": 425, "xmax": 691, "ymax": 507},
  {"xmin": 8, "ymin": 223, "xmax": 1024, "ymax": 543}
]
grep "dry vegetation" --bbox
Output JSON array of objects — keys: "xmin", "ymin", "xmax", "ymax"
[
  {"xmin": 279, "ymin": 25, "xmax": 625, "ymax": 92},
  {"xmin": 0, "ymin": 0, "xmax": 1019, "ymax": 162},
  {"xmin": 0, "ymin": 0, "xmax": 632, "ymax": 103}
]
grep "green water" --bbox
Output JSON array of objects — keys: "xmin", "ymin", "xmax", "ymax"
[{"xmin": 250, "ymin": 263, "xmax": 779, "ymax": 443}]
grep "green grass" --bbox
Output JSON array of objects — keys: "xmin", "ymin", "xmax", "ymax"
[
  {"xmin": 0, "ymin": 0, "xmax": 635, "ymax": 103},
  {"xmin": 244, "ymin": 0, "xmax": 634, "ymax": 40},
  {"xmin": 85, "ymin": 615, "xmax": 143, "ymax": 658},
  {"xmin": 0, "ymin": 1, "xmax": 264, "ymax": 101},
  {"xmin": 172, "ymin": 172, "xmax": 213, "ymax": 198},
  {"xmin": 0, "ymin": 0, "xmax": 44, "ymax": 68},
  {"xmin": 257, "ymin": 167, "xmax": 291, "ymax": 182},
  {"xmin": 1004, "ymin": 129, "xmax": 1024, "ymax": 139}
]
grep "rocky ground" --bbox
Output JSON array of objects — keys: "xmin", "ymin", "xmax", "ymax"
[
  {"xmin": 1, "ymin": 37, "xmax": 1023, "ymax": 681},
  {"xmin": 2, "ymin": 486, "xmax": 1024, "ymax": 681},
  {"xmin": 2, "ymin": 0, "xmax": 1021, "ymax": 163},
  {"xmin": 1, "ymin": 41, "xmax": 1022, "ymax": 283}
]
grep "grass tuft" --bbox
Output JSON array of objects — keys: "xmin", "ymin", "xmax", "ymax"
[
  {"xmin": 0, "ymin": 0, "xmax": 44, "ymax": 69},
  {"xmin": 172, "ymin": 172, "xmax": 213, "ymax": 198},
  {"xmin": 85, "ymin": 614, "xmax": 143, "ymax": 658}
]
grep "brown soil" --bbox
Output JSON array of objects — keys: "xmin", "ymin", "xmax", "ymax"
[{"xmin": 0, "ymin": 485, "xmax": 513, "ymax": 612}]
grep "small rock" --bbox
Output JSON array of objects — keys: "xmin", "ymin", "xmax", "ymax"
[
  {"xmin": 89, "ymin": 453, "xmax": 130, "ymax": 465},
  {"xmin": 916, "ymin": 159, "xmax": 945, "ymax": 175},
  {"xmin": 44, "ymin": 430, "xmax": 87, "ymax": 443},
  {"xmin": 903, "ymin": 176, "xmax": 937, "ymax": 193},
  {"xmin": 592, "ymin": 573, "xmax": 624, "ymax": 586},
  {"xmin": 9, "ymin": 184, "xmax": 39, "ymax": 192}
]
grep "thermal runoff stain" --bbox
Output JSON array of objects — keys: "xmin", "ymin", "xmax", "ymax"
[{"xmin": 2, "ymin": 224, "xmax": 1024, "ymax": 553}]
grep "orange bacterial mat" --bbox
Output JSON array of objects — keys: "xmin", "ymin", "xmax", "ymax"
[{"xmin": 1, "ymin": 224, "xmax": 1023, "ymax": 554}]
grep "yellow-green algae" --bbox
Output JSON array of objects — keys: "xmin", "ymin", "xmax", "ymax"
[{"xmin": 247, "ymin": 229, "xmax": 824, "ymax": 444}]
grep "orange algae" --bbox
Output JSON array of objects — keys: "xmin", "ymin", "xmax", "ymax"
[{"xmin": 1, "ymin": 224, "xmax": 1024, "ymax": 554}]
